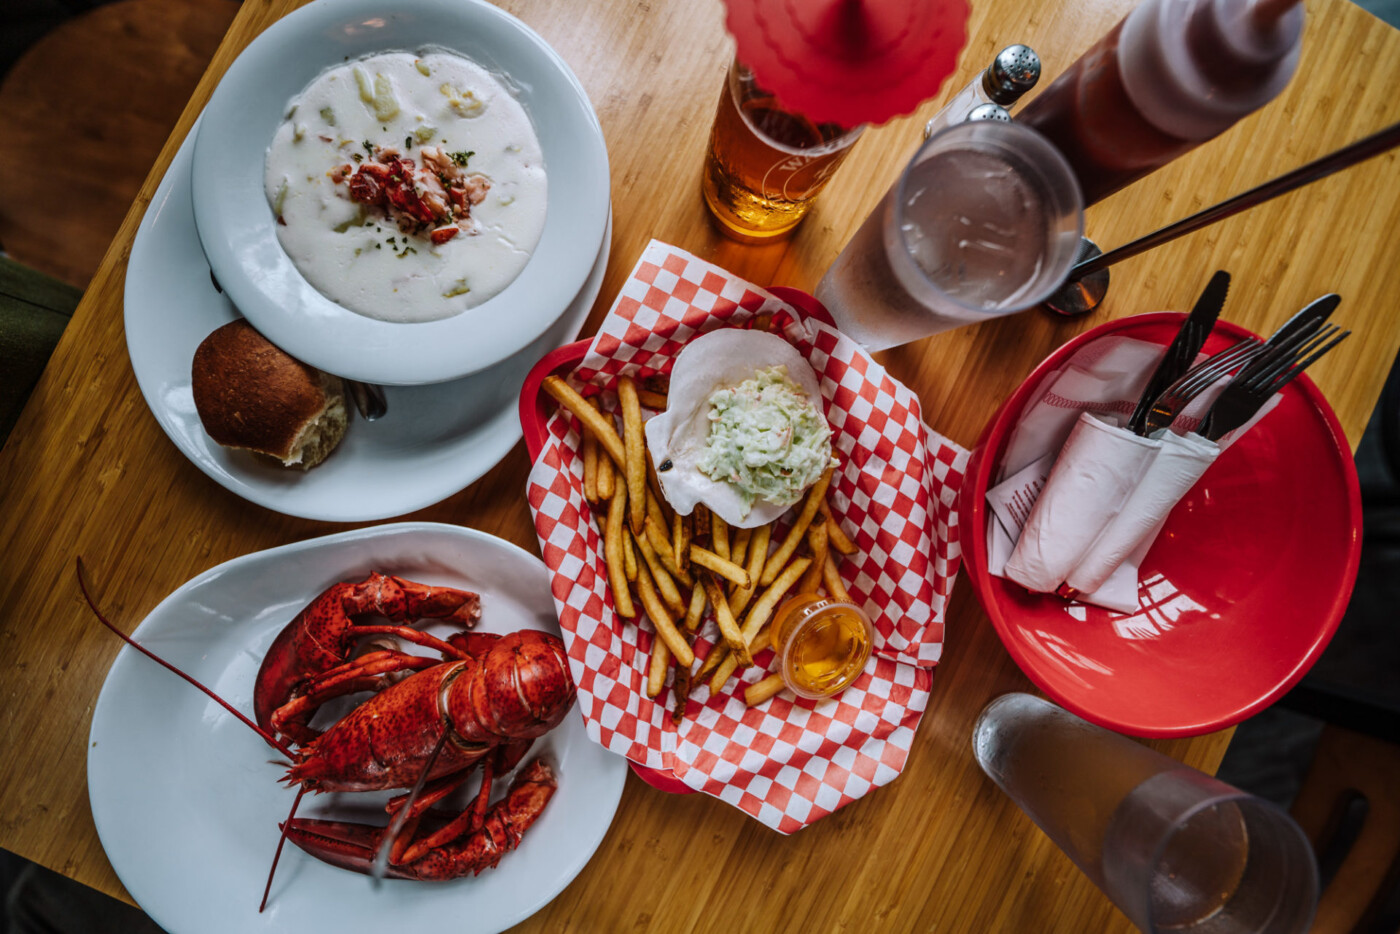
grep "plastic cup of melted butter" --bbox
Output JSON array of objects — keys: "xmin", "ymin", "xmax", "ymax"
[{"xmin": 769, "ymin": 594, "xmax": 874, "ymax": 699}]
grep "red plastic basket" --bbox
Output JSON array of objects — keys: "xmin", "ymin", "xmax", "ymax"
[{"xmin": 517, "ymin": 286, "xmax": 832, "ymax": 794}]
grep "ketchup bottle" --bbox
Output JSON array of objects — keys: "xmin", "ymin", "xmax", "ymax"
[{"xmin": 1016, "ymin": 0, "xmax": 1304, "ymax": 206}]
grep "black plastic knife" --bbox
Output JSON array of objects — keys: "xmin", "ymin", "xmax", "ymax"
[{"xmin": 1126, "ymin": 270, "xmax": 1230, "ymax": 435}]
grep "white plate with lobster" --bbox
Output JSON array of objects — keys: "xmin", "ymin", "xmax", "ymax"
[{"xmin": 87, "ymin": 522, "xmax": 626, "ymax": 934}]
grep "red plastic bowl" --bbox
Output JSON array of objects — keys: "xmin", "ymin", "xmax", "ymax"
[
  {"xmin": 518, "ymin": 286, "xmax": 834, "ymax": 794},
  {"xmin": 959, "ymin": 313, "xmax": 1362, "ymax": 738}
]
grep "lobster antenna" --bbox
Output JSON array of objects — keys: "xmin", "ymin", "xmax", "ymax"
[
  {"xmin": 370, "ymin": 730, "xmax": 449, "ymax": 884},
  {"xmin": 76, "ymin": 557, "xmax": 295, "ymax": 759},
  {"xmin": 262, "ymin": 786, "xmax": 307, "ymax": 912}
]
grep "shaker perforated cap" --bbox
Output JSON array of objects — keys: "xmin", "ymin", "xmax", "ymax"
[
  {"xmin": 966, "ymin": 102, "xmax": 1011, "ymax": 122},
  {"xmin": 981, "ymin": 44, "xmax": 1041, "ymax": 105}
]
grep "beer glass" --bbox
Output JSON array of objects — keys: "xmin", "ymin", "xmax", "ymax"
[
  {"xmin": 973, "ymin": 694, "xmax": 1318, "ymax": 934},
  {"xmin": 701, "ymin": 58, "xmax": 864, "ymax": 243},
  {"xmin": 816, "ymin": 120, "xmax": 1082, "ymax": 349}
]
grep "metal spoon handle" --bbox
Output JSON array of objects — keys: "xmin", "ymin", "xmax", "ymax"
[
  {"xmin": 1069, "ymin": 119, "xmax": 1400, "ymax": 281},
  {"xmin": 344, "ymin": 379, "xmax": 388, "ymax": 421}
]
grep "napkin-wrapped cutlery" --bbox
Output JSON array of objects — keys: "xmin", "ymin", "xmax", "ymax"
[{"xmin": 996, "ymin": 292, "xmax": 1346, "ymax": 612}]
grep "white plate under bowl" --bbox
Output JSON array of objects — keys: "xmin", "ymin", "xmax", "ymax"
[
  {"xmin": 88, "ymin": 522, "xmax": 626, "ymax": 934},
  {"xmin": 191, "ymin": 0, "xmax": 610, "ymax": 385},
  {"xmin": 125, "ymin": 119, "xmax": 609, "ymax": 523}
]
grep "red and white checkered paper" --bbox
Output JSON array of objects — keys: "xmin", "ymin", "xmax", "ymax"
[{"xmin": 526, "ymin": 241, "xmax": 970, "ymax": 832}]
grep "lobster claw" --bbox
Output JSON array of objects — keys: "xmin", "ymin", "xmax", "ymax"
[{"xmin": 281, "ymin": 820, "xmax": 419, "ymax": 881}]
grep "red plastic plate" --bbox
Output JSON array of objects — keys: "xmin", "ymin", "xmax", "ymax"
[{"xmin": 959, "ymin": 313, "xmax": 1362, "ymax": 738}]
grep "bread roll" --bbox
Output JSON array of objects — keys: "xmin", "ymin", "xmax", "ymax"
[{"xmin": 191, "ymin": 320, "xmax": 348, "ymax": 469}]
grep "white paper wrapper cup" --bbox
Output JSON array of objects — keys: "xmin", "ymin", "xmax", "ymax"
[
  {"xmin": 1066, "ymin": 429, "xmax": 1220, "ymax": 595},
  {"xmin": 1004, "ymin": 413, "xmax": 1161, "ymax": 593}
]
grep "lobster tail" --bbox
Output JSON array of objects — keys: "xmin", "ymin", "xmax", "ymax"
[{"xmin": 446, "ymin": 630, "xmax": 575, "ymax": 744}]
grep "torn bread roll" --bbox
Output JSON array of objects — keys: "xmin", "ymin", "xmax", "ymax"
[{"xmin": 191, "ymin": 319, "xmax": 348, "ymax": 469}]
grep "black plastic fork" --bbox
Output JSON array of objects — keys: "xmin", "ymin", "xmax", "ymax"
[{"xmin": 1200, "ymin": 324, "xmax": 1351, "ymax": 440}]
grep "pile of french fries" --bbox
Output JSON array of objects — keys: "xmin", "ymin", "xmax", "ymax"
[{"xmin": 543, "ymin": 367, "xmax": 860, "ymax": 716}]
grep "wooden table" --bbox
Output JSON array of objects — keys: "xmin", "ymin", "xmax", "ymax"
[{"xmin": 3, "ymin": 0, "xmax": 1399, "ymax": 929}]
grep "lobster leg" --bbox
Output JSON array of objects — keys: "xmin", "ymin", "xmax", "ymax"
[
  {"xmin": 283, "ymin": 760, "xmax": 557, "ymax": 881},
  {"xmin": 399, "ymin": 753, "xmax": 498, "ymax": 864}
]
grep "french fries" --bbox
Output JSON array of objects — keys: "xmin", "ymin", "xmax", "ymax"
[
  {"xmin": 546, "ymin": 372, "xmax": 865, "ymax": 717},
  {"xmin": 760, "ymin": 467, "xmax": 833, "ymax": 585},
  {"xmin": 741, "ymin": 556, "xmax": 812, "ymax": 647},
  {"xmin": 596, "ymin": 435, "xmax": 615, "ymax": 500},
  {"xmin": 823, "ymin": 551, "xmax": 851, "ymax": 604},
  {"xmin": 605, "ymin": 481, "xmax": 634, "ymax": 618},
  {"xmin": 543, "ymin": 376, "xmax": 625, "ymax": 466},
  {"xmin": 683, "ymin": 582, "xmax": 708, "ymax": 631},
  {"xmin": 623, "ymin": 528, "xmax": 638, "ymax": 582},
  {"xmin": 731, "ymin": 527, "xmax": 752, "ymax": 573},
  {"xmin": 647, "ymin": 626, "xmax": 671, "ymax": 699},
  {"xmin": 643, "ymin": 516, "xmax": 693, "ymax": 587},
  {"xmin": 701, "ymin": 572, "xmax": 750, "ymax": 665},
  {"xmin": 712, "ymin": 514, "xmax": 730, "ymax": 562},
  {"xmin": 618, "ymin": 376, "xmax": 646, "ymax": 534},
  {"xmin": 823, "ymin": 501, "xmax": 857, "ymax": 555},
  {"xmin": 637, "ymin": 519, "xmax": 686, "ymax": 616},
  {"xmin": 798, "ymin": 520, "xmax": 828, "ymax": 595},
  {"xmin": 636, "ymin": 561, "xmax": 694, "ymax": 668},
  {"xmin": 582, "ymin": 430, "xmax": 598, "ymax": 502},
  {"xmin": 745, "ymin": 674, "xmax": 786, "ymax": 707},
  {"xmin": 674, "ymin": 513, "xmax": 691, "ymax": 572},
  {"xmin": 688, "ymin": 545, "xmax": 750, "ymax": 589},
  {"xmin": 728, "ymin": 523, "xmax": 770, "ymax": 619}
]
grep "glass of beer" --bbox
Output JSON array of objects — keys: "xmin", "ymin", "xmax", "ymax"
[
  {"xmin": 701, "ymin": 58, "xmax": 864, "ymax": 243},
  {"xmin": 973, "ymin": 694, "xmax": 1318, "ymax": 934}
]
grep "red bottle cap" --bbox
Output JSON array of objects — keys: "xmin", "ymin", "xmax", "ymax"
[{"xmin": 723, "ymin": 0, "xmax": 969, "ymax": 128}]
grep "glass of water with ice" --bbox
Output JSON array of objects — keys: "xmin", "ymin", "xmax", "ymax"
[{"xmin": 816, "ymin": 120, "xmax": 1083, "ymax": 350}]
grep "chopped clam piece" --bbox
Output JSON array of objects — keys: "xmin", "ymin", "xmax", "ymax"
[
  {"xmin": 371, "ymin": 73, "xmax": 399, "ymax": 120},
  {"xmin": 354, "ymin": 66, "xmax": 374, "ymax": 102},
  {"xmin": 440, "ymin": 83, "xmax": 485, "ymax": 117}
]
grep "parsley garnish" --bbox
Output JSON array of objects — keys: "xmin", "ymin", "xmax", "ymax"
[{"xmin": 448, "ymin": 151, "xmax": 475, "ymax": 167}]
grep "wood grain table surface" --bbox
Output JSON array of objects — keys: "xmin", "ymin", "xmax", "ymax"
[{"xmin": 2, "ymin": 0, "xmax": 1399, "ymax": 929}]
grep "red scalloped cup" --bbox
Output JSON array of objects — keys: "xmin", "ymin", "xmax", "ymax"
[
  {"xmin": 519, "ymin": 287, "xmax": 835, "ymax": 794},
  {"xmin": 723, "ymin": 0, "xmax": 969, "ymax": 128},
  {"xmin": 959, "ymin": 313, "xmax": 1362, "ymax": 738}
]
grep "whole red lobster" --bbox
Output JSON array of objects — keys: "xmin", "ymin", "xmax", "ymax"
[{"xmin": 80, "ymin": 564, "xmax": 576, "ymax": 886}]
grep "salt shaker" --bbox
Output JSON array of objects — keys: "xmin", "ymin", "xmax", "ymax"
[{"xmin": 924, "ymin": 44, "xmax": 1041, "ymax": 139}]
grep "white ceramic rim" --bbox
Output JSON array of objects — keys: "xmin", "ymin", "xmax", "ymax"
[{"xmin": 191, "ymin": 0, "xmax": 610, "ymax": 385}]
